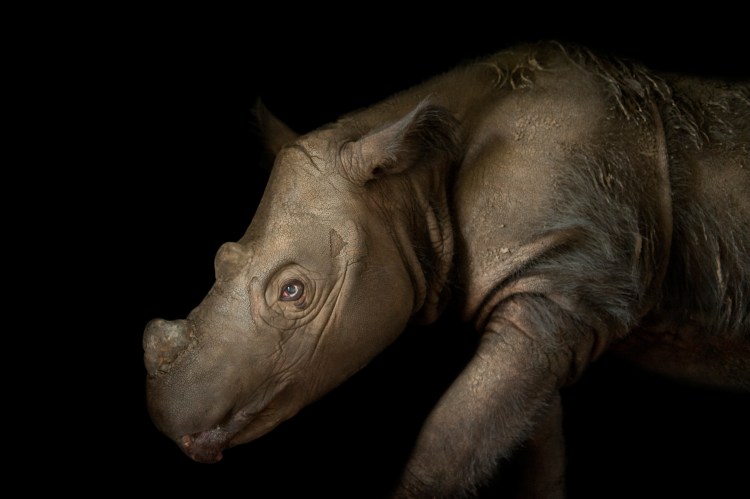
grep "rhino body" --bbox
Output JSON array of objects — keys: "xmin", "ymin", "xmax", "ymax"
[{"xmin": 144, "ymin": 42, "xmax": 749, "ymax": 497}]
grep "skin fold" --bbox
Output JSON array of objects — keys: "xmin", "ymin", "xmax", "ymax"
[{"xmin": 144, "ymin": 42, "xmax": 749, "ymax": 497}]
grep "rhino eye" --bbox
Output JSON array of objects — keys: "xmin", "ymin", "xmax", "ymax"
[{"xmin": 279, "ymin": 279, "xmax": 304, "ymax": 301}]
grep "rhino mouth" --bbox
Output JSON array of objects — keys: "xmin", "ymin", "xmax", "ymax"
[
  {"xmin": 176, "ymin": 384, "xmax": 296, "ymax": 463},
  {"xmin": 179, "ymin": 409, "xmax": 258, "ymax": 463},
  {"xmin": 180, "ymin": 428, "xmax": 232, "ymax": 463},
  {"xmin": 178, "ymin": 406, "xmax": 281, "ymax": 463}
]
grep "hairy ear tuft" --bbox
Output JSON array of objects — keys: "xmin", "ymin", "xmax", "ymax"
[
  {"xmin": 253, "ymin": 99, "xmax": 299, "ymax": 159},
  {"xmin": 344, "ymin": 100, "xmax": 461, "ymax": 185}
]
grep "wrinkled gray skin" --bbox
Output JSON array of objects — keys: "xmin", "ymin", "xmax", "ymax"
[{"xmin": 144, "ymin": 42, "xmax": 749, "ymax": 497}]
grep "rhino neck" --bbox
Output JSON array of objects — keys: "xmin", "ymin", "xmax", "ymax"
[{"xmin": 374, "ymin": 160, "xmax": 456, "ymax": 325}]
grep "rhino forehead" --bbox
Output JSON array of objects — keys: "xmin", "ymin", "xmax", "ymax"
[
  {"xmin": 238, "ymin": 212, "xmax": 343, "ymax": 272},
  {"xmin": 249, "ymin": 173, "xmax": 358, "ymax": 242},
  {"xmin": 275, "ymin": 139, "xmax": 343, "ymax": 177}
]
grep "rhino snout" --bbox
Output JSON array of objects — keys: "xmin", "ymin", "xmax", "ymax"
[{"xmin": 143, "ymin": 318, "xmax": 193, "ymax": 376}]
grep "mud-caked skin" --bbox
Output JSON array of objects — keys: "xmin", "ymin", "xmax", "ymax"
[{"xmin": 144, "ymin": 42, "xmax": 749, "ymax": 497}]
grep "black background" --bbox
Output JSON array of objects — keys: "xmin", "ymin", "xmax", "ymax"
[{"xmin": 94, "ymin": 13, "xmax": 749, "ymax": 498}]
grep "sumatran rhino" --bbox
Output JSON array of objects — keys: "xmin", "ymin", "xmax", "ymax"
[{"xmin": 144, "ymin": 42, "xmax": 749, "ymax": 497}]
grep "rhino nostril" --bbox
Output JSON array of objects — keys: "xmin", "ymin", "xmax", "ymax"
[{"xmin": 143, "ymin": 318, "xmax": 193, "ymax": 376}]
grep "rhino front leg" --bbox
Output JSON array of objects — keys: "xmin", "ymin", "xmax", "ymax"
[
  {"xmin": 513, "ymin": 394, "xmax": 565, "ymax": 498},
  {"xmin": 395, "ymin": 296, "xmax": 579, "ymax": 498}
]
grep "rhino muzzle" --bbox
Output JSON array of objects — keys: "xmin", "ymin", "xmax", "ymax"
[{"xmin": 143, "ymin": 318, "xmax": 194, "ymax": 375}]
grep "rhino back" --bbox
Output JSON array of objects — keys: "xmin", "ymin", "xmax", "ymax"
[{"xmin": 654, "ymin": 76, "xmax": 750, "ymax": 337}]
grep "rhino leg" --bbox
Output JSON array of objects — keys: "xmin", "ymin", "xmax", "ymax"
[
  {"xmin": 513, "ymin": 394, "xmax": 565, "ymax": 498},
  {"xmin": 394, "ymin": 297, "xmax": 575, "ymax": 498}
]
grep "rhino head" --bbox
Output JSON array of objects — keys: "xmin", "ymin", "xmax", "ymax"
[{"xmin": 143, "ymin": 101, "xmax": 460, "ymax": 462}]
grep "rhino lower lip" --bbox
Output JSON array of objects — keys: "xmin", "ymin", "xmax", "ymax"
[
  {"xmin": 180, "ymin": 411, "xmax": 259, "ymax": 463},
  {"xmin": 181, "ymin": 429, "xmax": 231, "ymax": 463}
]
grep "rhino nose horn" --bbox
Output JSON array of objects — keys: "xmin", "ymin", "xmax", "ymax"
[{"xmin": 143, "ymin": 318, "xmax": 193, "ymax": 376}]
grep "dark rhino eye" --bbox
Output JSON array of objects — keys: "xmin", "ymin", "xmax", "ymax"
[{"xmin": 279, "ymin": 279, "xmax": 304, "ymax": 301}]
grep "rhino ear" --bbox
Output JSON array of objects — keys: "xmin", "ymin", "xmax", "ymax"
[
  {"xmin": 254, "ymin": 99, "xmax": 299, "ymax": 157},
  {"xmin": 343, "ymin": 100, "xmax": 460, "ymax": 186}
]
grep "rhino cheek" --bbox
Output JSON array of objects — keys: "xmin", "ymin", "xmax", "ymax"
[
  {"xmin": 228, "ymin": 384, "xmax": 303, "ymax": 447},
  {"xmin": 306, "ymin": 262, "xmax": 415, "ymax": 396}
]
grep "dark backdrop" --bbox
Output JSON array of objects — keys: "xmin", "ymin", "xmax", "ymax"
[{"xmin": 104, "ymin": 16, "xmax": 748, "ymax": 499}]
